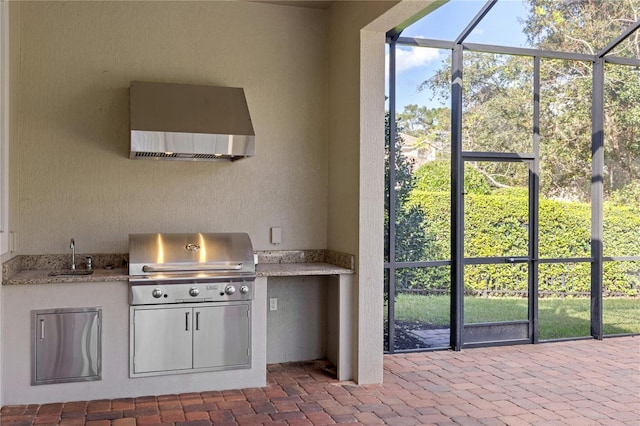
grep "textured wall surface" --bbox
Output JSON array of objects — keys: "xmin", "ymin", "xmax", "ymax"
[
  {"xmin": 266, "ymin": 276, "xmax": 327, "ymax": 363},
  {"xmin": 326, "ymin": 0, "xmax": 436, "ymax": 383},
  {"xmin": 0, "ymin": 0, "xmax": 24, "ymax": 407},
  {"xmin": 327, "ymin": 0, "xmax": 395, "ymax": 384},
  {"xmin": 1, "ymin": 0, "xmax": 438, "ymax": 405},
  {"xmin": 13, "ymin": 1, "xmax": 328, "ymax": 254}
]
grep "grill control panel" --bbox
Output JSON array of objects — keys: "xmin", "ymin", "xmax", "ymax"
[{"xmin": 129, "ymin": 281, "xmax": 254, "ymax": 305}]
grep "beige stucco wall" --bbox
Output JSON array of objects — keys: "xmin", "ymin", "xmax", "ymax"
[
  {"xmin": 327, "ymin": 0, "xmax": 442, "ymax": 383},
  {"xmin": 7, "ymin": 1, "xmax": 19, "ymax": 254},
  {"xmin": 0, "ymin": 0, "xmax": 22, "ymax": 406},
  {"xmin": 0, "ymin": 0, "xmax": 442, "ymax": 405},
  {"xmin": 327, "ymin": 2, "xmax": 397, "ymax": 256},
  {"xmin": 12, "ymin": 1, "xmax": 329, "ymax": 255},
  {"xmin": 327, "ymin": 0, "xmax": 396, "ymax": 385}
]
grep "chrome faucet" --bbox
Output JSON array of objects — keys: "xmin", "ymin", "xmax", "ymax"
[{"xmin": 70, "ymin": 238, "xmax": 76, "ymax": 270}]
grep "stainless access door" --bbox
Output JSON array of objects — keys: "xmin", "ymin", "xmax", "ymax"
[
  {"xmin": 193, "ymin": 303, "xmax": 250, "ymax": 370},
  {"xmin": 132, "ymin": 306, "xmax": 192, "ymax": 374},
  {"xmin": 32, "ymin": 308, "xmax": 101, "ymax": 385}
]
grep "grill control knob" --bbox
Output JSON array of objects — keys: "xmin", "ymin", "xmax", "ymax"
[
  {"xmin": 240, "ymin": 285, "xmax": 250, "ymax": 295},
  {"xmin": 189, "ymin": 287, "xmax": 200, "ymax": 297},
  {"xmin": 225, "ymin": 285, "xmax": 236, "ymax": 295},
  {"xmin": 152, "ymin": 288, "xmax": 163, "ymax": 298}
]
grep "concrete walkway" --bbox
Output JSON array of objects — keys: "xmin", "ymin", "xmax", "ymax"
[{"xmin": 1, "ymin": 336, "xmax": 639, "ymax": 425}]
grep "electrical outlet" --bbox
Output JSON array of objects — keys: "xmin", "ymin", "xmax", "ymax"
[
  {"xmin": 270, "ymin": 227, "xmax": 282, "ymax": 245},
  {"xmin": 269, "ymin": 297, "xmax": 278, "ymax": 311}
]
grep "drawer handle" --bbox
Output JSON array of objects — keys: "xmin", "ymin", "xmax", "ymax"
[{"xmin": 40, "ymin": 318, "xmax": 45, "ymax": 340}]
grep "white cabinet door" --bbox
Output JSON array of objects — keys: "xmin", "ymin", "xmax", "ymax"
[
  {"xmin": 193, "ymin": 303, "xmax": 250, "ymax": 370},
  {"xmin": 133, "ymin": 307, "xmax": 192, "ymax": 374}
]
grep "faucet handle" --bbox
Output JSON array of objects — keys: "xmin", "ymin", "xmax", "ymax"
[{"xmin": 70, "ymin": 238, "xmax": 76, "ymax": 270}]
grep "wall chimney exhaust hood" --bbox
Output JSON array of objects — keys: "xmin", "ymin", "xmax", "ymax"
[{"xmin": 130, "ymin": 81, "xmax": 255, "ymax": 161}]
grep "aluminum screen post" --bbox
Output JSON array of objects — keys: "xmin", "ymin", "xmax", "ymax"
[
  {"xmin": 530, "ymin": 56, "xmax": 541, "ymax": 344},
  {"xmin": 590, "ymin": 58, "xmax": 604, "ymax": 340},
  {"xmin": 386, "ymin": 38, "xmax": 398, "ymax": 353},
  {"xmin": 450, "ymin": 44, "xmax": 464, "ymax": 351}
]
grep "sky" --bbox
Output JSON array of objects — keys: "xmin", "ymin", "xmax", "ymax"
[{"xmin": 387, "ymin": 0, "xmax": 530, "ymax": 111}]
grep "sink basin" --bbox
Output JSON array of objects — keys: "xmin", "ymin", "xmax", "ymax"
[{"xmin": 48, "ymin": 270, "xmax": 94, "ymax": 277}]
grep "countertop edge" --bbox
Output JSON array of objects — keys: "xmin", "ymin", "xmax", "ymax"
[
  {"xmin": 256, "ymin": 263, "xmax": 354, "ymax": 277},
  {"xmin": 3, "ymin": 269, "xmax": 130, "ymax": 285},
  {"xmin": 4, "ymin": 263, "xmax": 354, "ymax": 285}
]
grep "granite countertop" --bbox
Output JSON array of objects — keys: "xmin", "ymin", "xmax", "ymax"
[
  {"xmin": 4, "ymin": 263, "xmax": 353, "ymax": 285},
  {"xmin": 256, "ymin": 262, "xmax": 353, "ymax": 277},
  {"xmin": 3, "ymin": 250, "xmax": 355, "ymax": 285}
]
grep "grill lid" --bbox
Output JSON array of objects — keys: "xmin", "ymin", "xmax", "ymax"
[{"xmin": 129, "ymin": 232, "xmax": 255, "ymax": 279}]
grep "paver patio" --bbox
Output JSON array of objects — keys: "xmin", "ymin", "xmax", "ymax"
[{"xmin": 1, "ymin": 336, "xmax": 638, "ymax": 425}]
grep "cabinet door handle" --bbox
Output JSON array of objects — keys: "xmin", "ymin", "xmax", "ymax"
[
  {"xmin": 40, "ymin": 318, "xmax": 45, "ymax": 340},
  {"xmin": 185, "ymin": 311, "xmax": 190, "ymax": 331},
  {"xmin": 195, "ymin": 311, "xmax": 200, "ymax": 331}
]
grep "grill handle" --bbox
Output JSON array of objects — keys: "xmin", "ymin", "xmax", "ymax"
[{"xmin": 142, "ymin": 263, "xmax": 243, "ymax": 273}]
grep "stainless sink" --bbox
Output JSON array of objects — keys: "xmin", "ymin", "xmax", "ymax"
[{"xmin": 48, "ymin": 270, "xmax": 94, "ymax": 277}]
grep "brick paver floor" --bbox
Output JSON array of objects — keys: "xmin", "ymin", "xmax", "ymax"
[{"xmin": 1, "ymin": 336, "xmax": 638, "ymax": 425}]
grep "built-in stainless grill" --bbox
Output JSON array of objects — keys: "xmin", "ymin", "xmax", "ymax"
[
  {"xmin": 128, "ymin": 232, "xmax": 256, "ymax": 377},
  {"xmin": 128, "ymin": 232, "xmax": 255, "ymax": 305}
]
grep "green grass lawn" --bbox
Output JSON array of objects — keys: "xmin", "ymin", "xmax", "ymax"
[{"xmin": 389, "ymin": 293, "xmax": 640, "ymax": 340}]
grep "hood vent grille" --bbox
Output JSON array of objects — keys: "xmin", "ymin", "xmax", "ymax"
[
  {"xmin": 132, "ymin": 151, "xmax": 243, "ymax": 161},
  {"xmin": 130, "ymin": 81, "xmax": 255, "ymax": 161}
]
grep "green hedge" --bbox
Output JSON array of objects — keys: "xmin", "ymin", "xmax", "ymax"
[{"xmin": 406, "ymin": 190, "xmax": 640, "ymax": 296}]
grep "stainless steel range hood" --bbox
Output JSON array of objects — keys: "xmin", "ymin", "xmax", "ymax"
[{"xmin": 130, "ymin": 81, "xmax": 255, "ymax": 161}]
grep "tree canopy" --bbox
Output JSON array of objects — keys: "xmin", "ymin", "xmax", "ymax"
[{"xmin": 398, "ymin": 0, "xmax": 640, "ymax": 204}]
